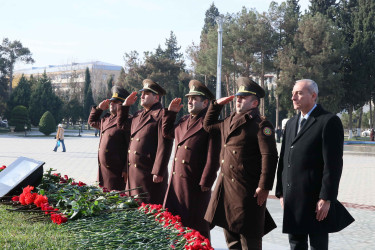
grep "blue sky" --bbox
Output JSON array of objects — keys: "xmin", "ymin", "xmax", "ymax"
[{"xmin": 0, "ymin": 0, "xmax": 310, "ymax": 70}]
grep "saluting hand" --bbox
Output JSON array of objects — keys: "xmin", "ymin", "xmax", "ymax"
[
  {"xmin": 254, "ymin": 187, "xmax": 269, "ymax": 206},
  {"xmin": 316, "ymin": 199, "xmax": 330, "ymax": 221},
  {"xmin": 168, "ymin": 98, "xmax": 183, "ymax": 113},
  {"xmin": 98, "ymin": 99, "xmax": 110, "ymax": 110},
  {"xmin": 216, "ymin": 95, "xmax": 235, "ymax": 105},
  {"xmin": 123, "ymin": 91, "xmax": 138, "ymax": 106}
]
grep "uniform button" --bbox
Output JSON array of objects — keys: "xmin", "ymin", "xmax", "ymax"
[
  {"xmin": 290, "ymin": 146, "xmax": 294, "ymax": 149},
  {"xmin": 221, "ymin": 159, "xmax": 224, "ymax": 163},
  {"xmin": 128, "ymin": 162, "xmax": 130, "ymax": 165},
  {"xmin": 224, "ymin": 144, "xmax": 227, "ymax": 147},
  {"xmin": 106, "ymin": 165, "xmax": 110, "ymax": 168},
  {"xmin": 131, "ymin": 138, "xmax": 134, "ymax": 141},
  {"xmin": 175, "ymin": 157, "xmax": 177, "ymax": 161},
  {"xmin": 173, "ymin": 172, "xmax": 176, "ymax": 175},
  {"xmin": 182, "ymin": 160, "xmax": 185, "ymax": 164},
  {"xmin": 180, "ymin": 174, "xmax": 183, "ymax": 177},
  {"xmin": 134, "ymin": 151, "xmax": 137, "ymax": 154},
  {"xmin": 231, "ymin": 178, "xmax": 235, "ymax": 182},
  {"xmin": 233, "ymin": 150, "xmax": 236, "ymax": 154},
  {"xmin": 128, "ymin": 150, "xmax": 130, "ymax": 153},
  {"xmin": 230, "ymin": 165, "xmax": 233, "ymax": 169},
  {"xmin": 288, "ymin": 164, "xmax": 291, "ymax": 168},
  {"xmin": 185, "ymin": 146, "xmax": 188, "ymax": 149},
  {"xmin": 287, "ymin": 183, "xmax": 290, "ymax": 187},
  {"xmin": 136, "ymin": 138, "xmax": 140, "ymax": 141},
  {"xmin": 134, "ymin": 164, "xmax": 137, "ymax": 168},
  {"xmin": 178, "ymin": 145, "xmax": 181, "ymax": 148}
]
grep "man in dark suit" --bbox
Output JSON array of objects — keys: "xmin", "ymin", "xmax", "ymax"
[
  {"xmin": 276, "ymin": 79, "xmax": 354, "ymax": 250},
  {"xmin": 119, "ymin": 79, "xmax": 173, "ymax": 205},
  {"xmin": 162, "ymin": 80, "xmax": 220, "ymax": 239},
  {"xmin": 204, "ymin": 77, "xmax": 278, "ymax": 249},
  {"xmin": 88, "ymin": 86, "xmax": 130, "ymax": 191}
]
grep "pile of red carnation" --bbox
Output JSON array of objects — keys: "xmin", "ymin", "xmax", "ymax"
[
  {"xmin": 139, "ymin": 203, "xmax": 213, "ymax": 250},
  {"xmin": 53, "ymin": 173, "xmax": 86, "ymax": 186},
  {"xmin": 12, "ymin": 185, "xmax": 68, "ymax": 225},
  {"xmin": 0, "ymin": 165, "xmax": 6, "ymax": 172}
]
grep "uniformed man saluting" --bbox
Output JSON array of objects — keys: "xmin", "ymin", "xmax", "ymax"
[
  {"xmin": 88, "ymin": 85, "xmax": 130, "ymax": 191},
  {"xmin": 162, "ymin": 80, "xmax": 221, "ymax": 239},
  {"xmin": 203, "ymin": 77, "xmax": 278, "ymax": 249},
  {"xmin": 119, "ymin": 79, "xmax": 173, "ymax": 205}
]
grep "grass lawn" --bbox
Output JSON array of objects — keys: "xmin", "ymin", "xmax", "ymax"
[{"xmin": 0, "ymin": 205, "xmax": 78, "ymax": 249}]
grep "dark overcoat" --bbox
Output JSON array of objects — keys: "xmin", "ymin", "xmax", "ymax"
[
  {"xmin": 88, "ymin": 105, "xmax": 129, "ymax": 191},
  {"xmin": 162, "ymin": 108, "xmax": 221, "ymax": 238},
  {"xmin": 203, "ymin": 102, "xmax": 278, "ymax": 238},
  {"xmin": 118, "ymin": 102, "xmax": 173, "ymax": 205},
  {"xmin": 275, "ymin": 104, "xmax": 354, "ymax": 234}
]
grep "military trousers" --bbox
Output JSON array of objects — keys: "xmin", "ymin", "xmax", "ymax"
[{"xmin": 223, "ymin": 228, "xmax": 262, "ymax": 250}]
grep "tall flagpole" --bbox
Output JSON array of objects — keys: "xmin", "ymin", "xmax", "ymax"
[{"xmin": 215, "ymin": 15, "xmax": 224, "ymax": 100}]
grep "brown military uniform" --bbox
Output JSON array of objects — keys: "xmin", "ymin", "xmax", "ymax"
[
  {"xmin": 162, "ymin": 107, "xmax": 220, "ymax": 238},
  {"xmin": 119, "ymin": 102, "xmax": 173, "ymax": 205},
  {"xmin": 203, "ymin": 103, "xmax": 278, "ymax": 238},
  {"xmin": 88, "ymin": 104, "xmax": 129, "ymax": 191}
]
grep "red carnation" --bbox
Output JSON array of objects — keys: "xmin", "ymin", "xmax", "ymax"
[
  {"xmin": 0, "ymin": 165, "xmax": 6, "ymax": 170},
  {"xmin": 34, "ymin": 194, "xmax": 48, "ymax": 207},
  {"xmin": 12, "ymin": 196, "xmax": 19, "ymax": 201},
  {"xmin": 78, "ymin": 181, "xmax": 86, "ymax": 186},
  {"xmin": 22, "ymin": 185, "xmax": 34, "ymax": 194},
  {"xmin": 24, "ymin": 192, "xmax": 37, "ymax": 205},
  {"xmin": 51, "ymin": 213, "xmax": 68, "ymax": 225},
  {"xmin": 19, "ymin": 193, "xmax": 26, "ymax": 205}
]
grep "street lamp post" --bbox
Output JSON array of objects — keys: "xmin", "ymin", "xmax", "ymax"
[
  {"xmin": 215, "ymin": 15, "xmax": 224, "ymax": 100},
  {"xmin": 24, "ymin": 124, "xmax": 27, "ymax": 137}
]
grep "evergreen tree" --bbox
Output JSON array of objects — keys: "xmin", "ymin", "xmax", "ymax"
[
  {"xmin": 107, "ymin": 75, "xmax": 114, "ymax": 98},
  {"xmin": 39, "ymin": 111, "xmax": 56, "ymax": 135},
  {"xmin": 29, "ymin": 72, "xmax": 63, "ymax": 126},
  {"xmin": 7, "ymin": 74, "xmax": 31, "ymax": 112},
  {"xmin": 61, "ymin": 98, "xmax": 83, "ymax": 124},
  {"xmin": 164, "ymin": 31, "xmax": 183, "ymax": 61},
  {"xmin": 202, "ymin": 3, "xmax": 220, "ymax": 35},
  {"xmin": 9, "ymin": 105, "xmax": 29, "ymax": 131},
  {"xmin": 83, "ymin": 68, "xmax": 95, "ymax": 120},
  {"xmin": 309, "ymin": 0, "xmax": 337, "ymax": 20}
]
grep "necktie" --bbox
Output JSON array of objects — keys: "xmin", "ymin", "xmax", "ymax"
[{"xmin": 299, "ymin": 118, "xmax": 306, "ymax": 133}]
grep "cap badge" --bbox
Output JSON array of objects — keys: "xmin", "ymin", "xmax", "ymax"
[{"xmin": 263, "ymin": 127, "xmax": 272, "ymax": 136}]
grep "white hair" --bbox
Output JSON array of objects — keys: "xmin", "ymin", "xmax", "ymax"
[{"xmin": 296, "ymin": 79, "xmax": 319, "ymax": 96}]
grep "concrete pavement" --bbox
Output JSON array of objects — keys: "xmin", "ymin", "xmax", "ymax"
[{"xmin": 1, "ymin": 129, "xmax": 374, "ymax": 249}]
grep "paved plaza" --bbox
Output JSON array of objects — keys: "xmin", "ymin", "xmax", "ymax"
[{"xmin": 1, "ymin": 129, "xmax": 374, "ymax": 249}]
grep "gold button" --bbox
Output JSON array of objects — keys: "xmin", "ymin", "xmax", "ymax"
[
  {"xmin": 131, "ymin": 138, "xmax": 133, "ymax": 141},
  {"xmin": 128, "ymin": 150, "xmax": 130, "ymax": 153},
  {"xmin": 178, "ymin": 145, "xmax": 181, "ymax": 148},
  {"xmin": 231, "ymin": 178, "xmax": 235, "ymax": 182},
  {"xmin": 106, "ymin": 165, "xmax": 110, "ymax": 168},
  {"xmin": 184, "ymin": 146, "xmax": 188, "ymax": 149},
  {"xmin": 224, "ymin": 144, "xmax": 227, "ymax": 147},
  {"xmin": 173, "ymin": 172, "xmax": 176, "ymax": 175},
  {"xmin": 134, "ymin": 151, "xmax": 137, "ymax": 154},
  {"xmin": 134, "ymin": 164, "xmax": 137, "ymax": 168},
  {"xmin": 136, "ymin": 138, "xmax": 140, "ymax": 141},
  {"xmin": 128, "ymin": 162, "xmax": 130, "ymax": 165},
  {"xmin": 180, "ymin": 174, "xmax": 183, "ymax": 177},
  {"xmin": 221, "ymin": 159, "xmax": 224, "ymax": 163},
  {"xmin": 233, "ymin": 151, "xmax": 236, "ymax": 154},
  {"xmin": 175, "ymin": 157, "xmax": 177, "ymax": 161},
  {"xmin": 230, "ymin": 165, "xmax": 233, "ymax": 169},
  {"xmin": 182, "ymin": 160, "xmax": 185, "ymax": 164}
]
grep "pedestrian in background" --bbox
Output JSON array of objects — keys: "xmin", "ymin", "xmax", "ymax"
[
  {"xmin": 53, "ymin": 124, "xmax": 66, "ymax": 152},
  {"xmin": 276, "ymin": 79, "xmax": 354, "ymax": 250}
]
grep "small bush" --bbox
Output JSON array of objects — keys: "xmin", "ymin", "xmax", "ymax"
[
  {"xmin": 9, "ymin": 105, "xmax": 29, "ymax": 132},
  {"xmin": 39, "ymin": 111, "xmax": 56, "ymax": 135}
]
